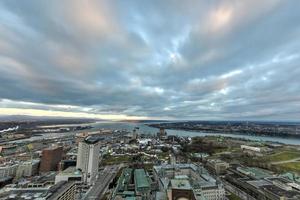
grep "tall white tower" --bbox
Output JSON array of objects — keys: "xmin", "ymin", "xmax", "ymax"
[{"xmin": 76, "ymin": 136, "xmax": 101, "ymax": 184}]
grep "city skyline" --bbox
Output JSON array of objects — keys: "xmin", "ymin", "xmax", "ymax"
[{"xmin": 1, "ymin": 0, "xmax": 300, "ymax": 121}]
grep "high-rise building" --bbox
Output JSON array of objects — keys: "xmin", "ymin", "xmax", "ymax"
[
  {"xmin": 132, "ymin": 128, "xmax": 138, "ymax": 139},
  {"xmin": 157, "ymin": 127, "xmax": 167, "ymax": 139},
  {"xmin": 76, "ymin": 136, "xmax": 101, "ymax": 184},
  {"xmin": 40, "ymin": 146, "xmax": 63, "ymax": 173}
]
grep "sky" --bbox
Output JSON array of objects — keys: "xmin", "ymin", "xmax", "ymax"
[{"xmin": 0, "ymin": 0, "xmax": 300, "ymax": 121}]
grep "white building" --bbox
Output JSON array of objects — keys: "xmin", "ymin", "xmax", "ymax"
[
  {"xmin": 0, "ymin": 163, "xmax": 18, "ymax": 179},
  {"xmin": 76, "ymin": 136, "xmax": 101, "ymax": 184},
  {"xmin": 241, "ymin": 145, "xmax": 261, "ymax": 152},
  {"xmin": 16, "ymin": 159, "xmax": 40, "ymax": 179}
]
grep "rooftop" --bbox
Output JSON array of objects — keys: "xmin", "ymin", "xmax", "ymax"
[
  {"xmin": 134, "ymin": 169, "xmax": 150, "ymax": 189},
  {"xmin": 262, "ymin": 185, "xmax": 300, "ymax": 198},
  {"xmin": 237, "ymin": 167, "xmax": 273, "ymax": 179},
  {"xmin": 84, "ymin": 136, "xmax": 101, "ymax": 144},
  {"xmin": 170, "ymin": 179, "xmax": 192, "ymax": 190},
  {"xmin": 47, "ymin": 181, "xmax": 75, "ymax": 200},
  {"xmin": 59, "ymin": 166, "xmax": 81, "ymax": 175}
]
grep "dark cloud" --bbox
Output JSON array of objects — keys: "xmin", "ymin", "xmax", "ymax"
[{"xmin": 0, "ymin": 0, "xmax": 300, "ymax": 120}]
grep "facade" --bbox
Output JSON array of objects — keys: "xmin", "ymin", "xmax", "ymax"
[
  {"xmin": 16, "ymin": 159, "xmax": 40, "ymax": 179},
  {"xmin": 0, "ymin": 163, "xmax": 18, "ymax": 179},
  {"xmin": 76, "ymin": 136, "xmax": 101, "ymax": 184},
  {"xmin": 132, "ymin": 128, "xmax": 139, "ymax": 139},
  {"xmin": 40, "ymin": 146, "xmax": 63, "ymax": 173},
  {"xmin": 206, "ymin": 159, "xmax": 229, "ymax": 175},
  {"xmin": 157, "ymin": 128, "xmax": 167, "ymax": 139}
]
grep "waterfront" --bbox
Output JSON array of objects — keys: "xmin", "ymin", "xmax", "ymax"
[{"xmin": 12, "ymin": 121, "xmax": 300, "ymax": 145}]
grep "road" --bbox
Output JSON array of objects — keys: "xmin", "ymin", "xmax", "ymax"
[
  {"xmin": 84, "ymin": 165, "xmax": 121, "ymax": 200},
  {"xmin": 271, "ymin": 157, "xmax": 300, "ymax": 165}
]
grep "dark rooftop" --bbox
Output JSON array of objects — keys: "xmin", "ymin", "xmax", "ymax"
[
  {"xmin": 84, "ymin": 136, "xmax": 101, "ymax": 144},
  {"xmin": 262, "ymin": 185, "xmax": 300, "ymax": 198}
]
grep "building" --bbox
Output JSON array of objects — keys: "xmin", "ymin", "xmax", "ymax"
[
  {"xmin": 157, "ymin": 128, "xmax": 167, "ymax": 139},
  {"xmin": 134, "ymin": 169, "xmax": 151, "ymax": 199},
  {"xmin": 55, "ymin": 167, "xmax": 82, "ymax": 184},
  {"xmin": 154, "ymin": 163, "xmax": 225, "ymax": 200},
  {"xmin": 16, "ymin": 159, "xmax": 40, "ymax": 179},
  {"xmin": 0, "ymin": 163, "xmax": 18, "ymax": 179},
  {"xmin": 58, "ymin": 160, "xmax": 77, "ymax": 171},
  {"xmin": 225, "ymin": 166, "xmax": 300, "ymax": 200},
  {"xmin": 241, "ymin": 145, "xmax": 272, "ymax": 157},
  {"xmin": 27, "ymin": 172, "xmax": 56, "ymax": 188},
  {"xmin": 112, "ymin": 168, "xmax": 153, "ymax": 200},
  {"xmin": 47, "ymin": 181, "xmax": 76, "ymax": 200},
  {"xmin": 76, "ymin": 136, "xmax": 101, "ymax": 184},
  {"xmin": 0, "ymin": 181, "xmax": 76, "ymax": 200},
  {"xmin": 206, "ymin": 159, "xmax": 229, "ymax": 175},
  {"xmin": 40, "ymin": 146, "xmax": 63, "ymax": 173},
  {"xmin": 112, "ymin": 168, "xmax": 134, "ymax": 199},
  {"xmin": 0, "ymin": 145, "xmax": 18, "ymax": 156},
  {"xmin": 132, "ymin": 128, "xmax": 138, "ymax": 140},
  {"xmin": 169, "ymin": 179, "xmax": 196, "ymax": 200}
]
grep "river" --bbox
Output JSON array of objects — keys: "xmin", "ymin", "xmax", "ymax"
[{"xmin": 11, "ymin": 121, "xmax": 300, "ymax": 146}]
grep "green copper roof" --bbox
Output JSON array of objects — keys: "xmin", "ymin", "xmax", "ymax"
[{"xmin": 134, "ymin": 169, "xmax": 150, "ymax": 189}]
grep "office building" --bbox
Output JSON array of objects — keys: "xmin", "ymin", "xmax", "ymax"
[
  {"xmin": 76, "ymin": 136, "xmax": 101, "ymax": 184},
  {"xmin": 40, "ymin": 146, "xmax": 63, "ymax": 173}
]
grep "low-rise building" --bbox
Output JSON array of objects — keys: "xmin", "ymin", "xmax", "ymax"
[
  {"xmin": 16, "ymin": 159, "xmax": 40, "ymax": 179},
  {"xmin": 113, "ymin": 168, "xmax": 152, "ymax": 200},
  {"xmin": 55, "ymin": 167, "xmax": 82, "ymax": 184},
  {"xmin": 47, "ymin": 181, "xmax": 76, "ymax": 200},
  {"xmin": 154, "ymin": 163, "xmax": 225, "ymax": 200},
  {"xmin": 0, "ymin": 163, "xmax": 18, "ymax": 179},
  {"xmin": 206, "ymin": 159, "xmax": 229, "ymax": 175},
  {"xmin": 134, "ymin": 169, "xmax": 151, "ymax": 199}
]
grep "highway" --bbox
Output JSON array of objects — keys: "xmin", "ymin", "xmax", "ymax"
[{"xmin": 84, "ymin": 165, "xmax": 121, "ymax": 200}]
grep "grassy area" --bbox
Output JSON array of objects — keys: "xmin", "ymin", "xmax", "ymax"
[
  {"xmin": 227, "ymin": 193, "xmax": 241, "ymax": 200},
  {"xmin": 267, "ymin": 151, "xmax": 300, "ymax": 162},
  {"xmin": 157, "ymin": 152, "xmax": 169, "ymax": 160},
  {"xmin": 102, "ymin": 155, "xmax": 131, "ymax": 165},
  {"xmin": 278, "ymin": 162, "xmax": 300, "ymax": 174}
]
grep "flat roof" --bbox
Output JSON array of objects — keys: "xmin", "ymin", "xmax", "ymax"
[
  {"xmin": 134, "ymin": 169, "xmax": 150, "ymax": 189},
  {"xmin": 59, "ymin": 167, "xmax": 81, "ymax": 176},
  {"xmin": 246, "ymin": 180, "xmax": 272, "ymax": 188},
  {"xmin": 262, "ymin": 185, "xmax": 300, "ymax": 198},
  {"xmin": 238, "ymin": 167, "xmax": 273, "ymax": 179},
  {"xmin": 84, "ymin": 136, "xmax": 100, "ymax": 144},
  {"xmin": 170, "ymin": 179, "xmax": 191, "ymax": 190},
  {"xmin": 47, "ymin": 181, "xmax": 75, "ymax": 200},
  {"xmin": 125, "ymin": 197, "xmax": 136, "ymax": 200}
]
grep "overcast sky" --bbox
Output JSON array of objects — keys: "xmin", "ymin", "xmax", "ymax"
[{"xmin": 0, "ymin": 0, "xmax": 300, "ymax": 121}]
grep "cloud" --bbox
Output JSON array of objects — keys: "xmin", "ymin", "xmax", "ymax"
[{"xmin": 0, "ymin": 0, "xmax": 300, "ymax": 120}]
